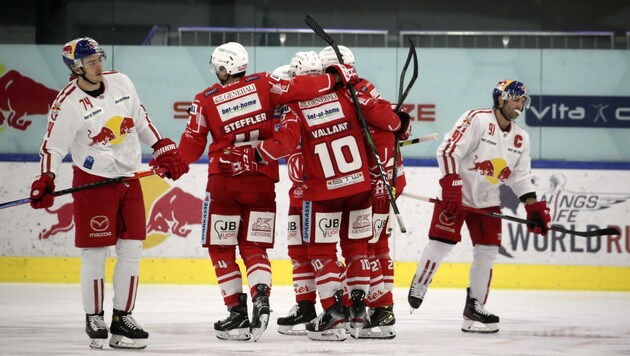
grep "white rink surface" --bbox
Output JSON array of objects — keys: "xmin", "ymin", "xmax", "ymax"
[{"xmin": 1, "ymin": 284, "xmax": 629, "ymax": 355}]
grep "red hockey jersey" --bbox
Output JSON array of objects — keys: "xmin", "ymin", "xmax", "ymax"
[
  {"xmin": 258, "ymin": 85, "xmax": 401, "ymax": 201},
  {"xmin": 178, "ymin": 71, "xmax": 337, "ymax": 181}
]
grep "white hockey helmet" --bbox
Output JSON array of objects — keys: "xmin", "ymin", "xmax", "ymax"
[
  {"xmin": 210, "ymin": 42, "xmax": 248, "ymax": 75},
  {"xmin": 319, "ymin": 45, "xmax": 355, "ymax": 68},
  {"xmin": 62, "ymin": 37, "xmax": 105, "ymax": 73},
  {"xmin": 271, "ymin": 64, "xmax": 291, "ymax": 80},
  {"xmin": 289, "ymin": 51, "xmax": 323, "ymax": 77}
]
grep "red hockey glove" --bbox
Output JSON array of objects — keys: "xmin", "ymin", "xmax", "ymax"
[
  {"xmin": 30, "ymin": 174, "xmax": 55, "ymax": 209},
  {"xmin": 326, "ymin": 64, "xmax": 359, "ymax": 86},
  {"xmin": 395, "ymin": 110, "xmax": 412, "ymax": 141},
  {"xmin": 371, "ymin": 177, "xmax": 389, "ymax": 213},
  {"xmin": 439, "ymin": 174, "xmax": 463, "ymax": 215},
  {"xmin": 150, "ymin": 138, "xmax": 189, "ymax": 181},
  {"xmin": 525, "ymin": 201, "xmax": 551, "ymax": 236},
  {"xmin": 219, "ymin": 146, "xmax": 259, "ymax": 176}
]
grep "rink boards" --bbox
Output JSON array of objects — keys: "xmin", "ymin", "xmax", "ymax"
[{"xmin": 1, "ymin": 162, "xmax": 629, "ymax": 290}]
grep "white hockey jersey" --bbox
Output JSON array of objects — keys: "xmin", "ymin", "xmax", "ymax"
[
  {"xmin": 437, "ymin": 108, "xmax": 535, "ymax": 209},
  {"xmin": 40, "ymin": 72, "xmax": 162, "ymax": 178}
]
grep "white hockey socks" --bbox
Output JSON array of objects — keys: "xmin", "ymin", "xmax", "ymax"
[{"xmin": 469, "ymin": 244, "xmax": 498, "ymax": 303}]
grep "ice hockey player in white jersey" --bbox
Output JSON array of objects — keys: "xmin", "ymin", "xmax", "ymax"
[
  {"xmin": 29, "ymin": 37, "xmax": 189, "ymax": 349},
  {"xmin": 407, "ymin": 79, "xmax": 551, "ymax": 333}
]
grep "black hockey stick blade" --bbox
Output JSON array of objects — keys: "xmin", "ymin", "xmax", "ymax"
[
  {"xmin": 401, "ymin": 192, "xmax": 621, "ymax": 238},
  {"xmin": 394, "ymin": 38, "xmax": 418, "ymax": 112},
  {"xmin": 0, "ymin": 168, "xmax": 165, "ymax": 210},
  {"xmin": 305, "ymin": 15, "xmax": 343, "ymax": 63}
]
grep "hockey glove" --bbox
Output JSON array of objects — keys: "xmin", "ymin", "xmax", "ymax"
[
  {"xmin": 395, "ymin": 110, "xmax": 412, "ymax": 141},
  {"xmin": 525, "ymin": 201, "xmax": 551, "ymax": 236},
  {"xmin": 439, "ymin": 174, "xmax": 463, "ymax": 215},
  {"xmin": 30, "ymin": 174, "xmax": 55, "ymax": 209},
  {"xmin": 371, "ymin": 177, "xmax": 389, "ymax": 213},
  {"xmin": 219, "ymin": 146, "xmax": 259, "ymax": 176},
  {"xmin": 326, "ymin": 64, "xmax": 359, "ymax": 86},
  {"xmin": 150, "ymin": 138, "xmax": 189, "ymax": 181}
]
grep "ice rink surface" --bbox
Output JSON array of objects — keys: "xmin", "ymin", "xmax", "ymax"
[{"xmin": 1, "ymin": 283, "xmax": 629, "ymax": 355}]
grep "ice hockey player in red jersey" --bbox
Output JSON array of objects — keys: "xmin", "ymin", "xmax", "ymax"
[
  {"xmin": 177, "ymin": 42, "xmax": 351, "ymax": 342},
  {"xmin": 407, "ymin": 79, "xmax": 551, "ymax": 333},
  {"xmin": 319, "ymin": 45, "xmax": 412, "ymax": 340},
  {"xmin": 219, "ymin": 48, "xmax": 403, "ymax": 341},
  {"xmin": 272, "ymin": 52, "xmax": 324, "ymax": 336}
]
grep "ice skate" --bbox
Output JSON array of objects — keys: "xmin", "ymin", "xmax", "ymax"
[
  {"xmin": 306, "ymin": 291, "xmax": 347, "ymax": 341},
  {"xmin": 461, "ymin": 288, "xmax": 500, "ymax": 333},
  {"xmin": 347, "ymin": 289, "xmax": 367, "ymax": 338},
  {"xmin": 408, "ymin": 273, "xmax": 428, "ymax": 313},
  {"xmin": 353, "ymin": 305, "xmax": 396, "ymax": 340},
  {"xmin": 85, "ymin": 311, "xmax": 108, "ymax": 349},
  {"xmin": 277, "ymin": 300, "xmax": 317, "ymax": 336},
  {"xmin": 250, "ymin": 284, "xmax": 270, "ymax": 342},
  {"xmin": 109, "ymin": 309, "xmax": 149, "ymax": 349},
  {"xmin": 215, "ymin": 293, "xmax": 252, "ymax": 341}
]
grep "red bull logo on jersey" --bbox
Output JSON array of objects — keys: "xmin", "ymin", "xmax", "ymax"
[
  {"xmin": 87, "ymin": 116, "xmax": 135, "ymax": 146},
  {"xmin": 468, "ymin": 155, "xmax": 511, "ymax": 184}
]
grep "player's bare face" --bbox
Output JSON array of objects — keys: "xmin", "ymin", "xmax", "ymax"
[
  {"xmin": 503, "ymin": 96, "xmax": 527, "ymax": 120},
  {"xmin": 80, "ymin": 54, "xmax": 104, "ymax": 85}
]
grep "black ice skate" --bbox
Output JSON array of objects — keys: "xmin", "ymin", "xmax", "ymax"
[
  {"xmin": 277, "ymin": 300, "xmax": 317, "ymax": 336},
  {"xmin": 214, "ymin": 293, "xmax": 252, "ymax": 341},
  {"xmin": 353, "ymin": 305, "xmax": 396, "ymax": 340},
  {"xmin": 348, "ymin": 289, "xmax": 367, "ymax": 338},
  {"xmin": 306, "ymin": 291, "xmax": 347, "ymax": 341},
  {"xmin": 461, "ymin": 288, "xmax": 500, "ymax": 333},
  {"xmin": 85, "ymin": 311, "xmax": 108, "ymax": 349},
  {"xmin": 109, "ymin": 309, "xmax": 149, "ymax": 349},
  {"xmin": 408, "ymin": 273, "xmax": 428, "ymax": 313},
  {"xmin": 250, "ymin": 284, "xmax": 270, "ymax": 342}
]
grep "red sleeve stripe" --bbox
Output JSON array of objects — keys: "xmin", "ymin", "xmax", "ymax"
[
  {"xmin": 140, "ymin": 104, "xmax": 162, "ymax": 141},
  {"xmin": 440, "ymin": 110, "xmax": 485, "ymax": 174},
  {"xmin": 40, "ymin": 84, "xmax": 77, "ymax": 174}
]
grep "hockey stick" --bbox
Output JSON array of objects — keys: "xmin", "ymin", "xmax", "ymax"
[
  {"xmin": 305, "ymin": 14, "xmax": 407, "ymax": 233},
  {"xmin": 392, "ymin": 38, "xmax": 419, "ymax": 196},
  {"xmin": 402, "ymin": 192, "xmax": 621, "ymax": 237},
  {"xmin": 399, "ymin": 133, "xmax": 439, "ymax": 147},
  {"xmin": 0, "ymin": 167, "xmax": 166, "ymax": 210},
  {"xmin": 394, "ymin": 38, "xmax": 419, "ymax": 113}
]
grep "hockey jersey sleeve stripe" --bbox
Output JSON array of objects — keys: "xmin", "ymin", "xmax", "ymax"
[
  {"xmin": 137, "ymin": 104, "xmax": 162, "ymax": 146},
  {"xmin": 40, "ymin": 84, "xmax": 78, "ymax": 175},
  {"xmin": 441, "ymin": 111, "xmax": 477, "ymax": 174}
]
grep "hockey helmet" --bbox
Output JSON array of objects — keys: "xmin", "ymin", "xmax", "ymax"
[
  {"xmin": 289, "ymin": 51, "xmax": 323, "ymax": 77},
  {"xmin": 62, "ymin": 37, "xmax": 105, "ymax": 72},
  {"xmin": 492, "ymin": 80, "xmax": 530, "ymax": 109},
  {"xmin": 271, "ymin": 64, "xmax": 291, "ymax": 80},
  {"xmin": 210, "ymin": 42, "xmax": 248, "ymax": 75},
  {"xmin": 319, "ymin": 45, "xmax": 355, "ymax": 68}
]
